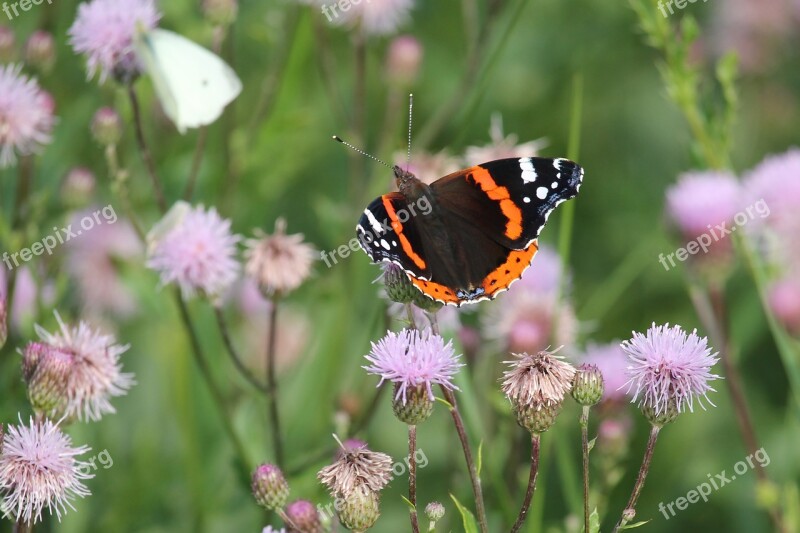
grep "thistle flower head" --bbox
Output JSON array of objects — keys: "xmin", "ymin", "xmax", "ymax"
[
  {"xmin": 571, "ymin": 363, "xmax": 604, "ymax": 406},
  {"xmin": 582, "ymin": 342, "xmax": 629, "ymax": 402},
  {"xmin": 319, "ymin": 0, "xmax": 414, "ymax": 35},
  {"xmin": 381, "ymin": 262, "xmax": 416, "ymax": 304},
  {"xmin": 317, "ymin": 441, "xmax": 393, "ymax": 497},
  {"xmin": 68, "ymin": 0, "xmax": 161, "ymax": 82},
  {"xmin": 22, "ymin": 342, "xmax": 74, "ymax": 417},
  {"xmin": 146, "ymin": 202, "xmax": 241, "ymax": 302},
  {"xmin": 363, "ymin": 329, "xmax": 463, "ymax": 405},
  {"xmin": 666, "ymin": 170, "xmax": 742, "ymax": 238},
  {"xmin": 425, "ymin": 501, "xmax": 445, "ymax": 523},
  {"xmin": 622, "ymin": 323, "xmax": 720, "ymax": 418},
  {"xmin": 244, "ymin": 218, "xmax": 315, "ymax": 297},
  {"xmin": 464, "ymin": 113, "xmax": 547, "ymax": 167},
  {"xmin": 0, "ymin": 64, "xmax": 55, "ymax": 168},
  {"xmin": 501, "ymin": 349, "xmax": 577, "ymax": 409},
  {"xmin": 33, "ymin": 311, "xmax": 134, "ymax": 422},
  {"xmin": 0, "ymin": 417, "xmax": 92, "ymax": 524}
]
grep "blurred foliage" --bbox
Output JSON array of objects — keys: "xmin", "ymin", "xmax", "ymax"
[{"xmin": 1, "ymin": 0, "xmax": 800, "ymax": 532}]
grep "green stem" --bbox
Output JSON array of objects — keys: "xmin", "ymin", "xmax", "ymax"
[
  {"xmin": 510, "ymin": 432, "xmax": 540, "ymax": 533},
  {"xmin": 612, "ymin": 425, "xmax": 660, "ymax": 532},
  {"xmin": 580, "ymin": 405, "xmax": 591, "ymax": 533},
  {"xmin": 266, "ymin": 299, "xmax": 284, "ymax": 467},
  {"xmin": 213, "ymin": 307, "xmax": 268, "ymax": 392},
  {"xmin": 409, "ymin": 424, "xmax": 420, "ymax": 533},
  {"xmin": 127, "ymin": 85, "xmax": 167, "ymax": 213}
]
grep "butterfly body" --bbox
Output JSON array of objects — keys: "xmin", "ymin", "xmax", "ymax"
[{"xmin": 357, "ymin": 157, "xmax": 583, "ymax": 306}]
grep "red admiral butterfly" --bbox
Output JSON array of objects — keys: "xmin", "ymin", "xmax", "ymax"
[{"xmin": 356, "ymin": 156, "xmax": 583, "ymax": 306}]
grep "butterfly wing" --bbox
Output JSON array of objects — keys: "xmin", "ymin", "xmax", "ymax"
[
  {"xmin": 135, "ymin": 29, "xmax": 242, "ymax": 133},
  {"xmin": 431, "ymin": 157, "xmax": 583, "ymax": 249}
]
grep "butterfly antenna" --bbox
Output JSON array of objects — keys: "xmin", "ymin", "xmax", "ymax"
[
  {"xmin": 406, "ymin": 93, "xmax": 413, "ymax": 171},
  {"xmin": 332, "ymin": 136, "xmax": 392, "ymax": 169}
]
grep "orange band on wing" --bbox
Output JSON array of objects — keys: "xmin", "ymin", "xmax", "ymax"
[
  {"xmin": 480, "ymin": 240, "xmax": 539, "ymax": 297},
  {"xmin": 468, "ymin": 167, "xmax": 523, "ymax": 240},
  {"xmin": 410, "ymin": 276, "xmax": 460, "ymax": 305},
  {"xmin": 382, "ymin": 196, "xmax": 427, "ymax": 270}
]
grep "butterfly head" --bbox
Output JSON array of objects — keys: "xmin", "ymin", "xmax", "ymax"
[{"xmin": 393, "ymin": 165, "xmax": 426, "ymax": 199}]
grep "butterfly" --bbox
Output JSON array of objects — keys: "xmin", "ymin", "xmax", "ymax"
[
  {"xmin": 135, "ymin": 28, "xmax": 242, "ymax": 134},
  {"xmin": 356, "ymin": 157, "xmax": 583, "ymax": 306}
]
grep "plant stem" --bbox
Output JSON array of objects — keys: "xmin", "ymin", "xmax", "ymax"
[
  {"xmin": 510, "ymin": 432, "xmax": 541, "ymax": 533},
  {"xmin": 580, "ymin": 405, "xmax": 591, "ymax": 532},
  {"xmin": 213, "ymin": 307, "xmax": 268, "ymax": 392},
  {"xmin": 612, "ymin": 425, "xmax": 660, "ymax": 532},
  {"xmin": 173, "ymin": 291, "xmax": 250, "ymax": 477},
  {"xmin": 4, "ymin": 155, "xmax": 34, "ymax": 326},
  {"xmin": 429, "ymin": 312, "xmax": 488, "ymax": 533},
  {"xmin": 127, "ymin": 85, "xmax": 167, "ymax": 213},
  {"xmin": 409, "ymin": 424, "xmax": 421, "ymax": 533},
  {"xmin": 266, "ymin": 299, "xmax": 284, "ymax": 467},
  {"xmin": 183, "ymin": 126, "xmax": 208, "ymax": 201},
  {"xmin": 13, "ymin": 519, "xmax": 32, "ymax": 533}
]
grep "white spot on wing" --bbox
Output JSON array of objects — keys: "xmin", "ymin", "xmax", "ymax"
[
  {"xmin": 519, "ymin": 157, "xmax": 537, "ymax": 183},
  {"xmin": 380, "ymin": 239, "xmax": 390, "ymax": 250},
  {"xmin": 536, "ymin": 187, "xmax": 548, "ymax": 199},
  {"xmin": 364, "ymin": 208, "xmax": 383, "ymax": 234},
  {"xmin": 523, "ymin": 197, "xmax": 531, "ymax": 203},
  {"xmin": 551, "ymin": 181, "xmax": 558, "ymax": 188}
]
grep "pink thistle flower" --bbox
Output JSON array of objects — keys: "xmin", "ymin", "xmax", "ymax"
[
  {"xmin": 582, "ymin": 342, "xmax": 630, "ymax": 402},
  {"xmin": 393, "ymin": 150, "xmax": 461, "ymax": 186},
  {"xmin": 464, "ymin": 114, "xmax": 547, "ymax": 167},
  {"xmin": 34, "ymin": 311, "xmax": 134, "ymax": 421},
  {"xmin": 0, "ymin": 417, "xmax": 92, "ymax": 524},
  {"xmin": 385, "ymin": 35, "xmax": 422, "ymax": 85},
  {"xmin": 501, "ymin": 349, "xmax": 577, "ymax": 408},
  {"xmin": 318, "ymin": 442, "xmax": 393, "ymax": 497},
  {"xmin": 363, "ymin": 329, "xmax": 463, "ymax": 404},
  {"xmin": 315, "ymin": 0, "xmax": 414, "ymax": 35},
  {"xmin": 0, "ymin": 64, "xmax": 55, "ymax": 167},
  {"xmin": 146, "ymin": 202, "xmax": 241, "ymax": 301},
  {"xmin": 666, "ymin": 170, "xmax": 742, "ymax": 239},
  {"xmin": 244, "ymin": 218, "xmax": 316, "ymax": 297},
  {"xmin": 622, "ymin": 323, "xmax": 720, "ymax": 416},
  {"xmin": 743, "ymin": 149, "xmax": 800, "ymax": 224},
  {"xmin": 768, "ymin": 278, "xmax": 800, "ymax": 336},
  {"xmin": 68, "ymin": 0, "xmax": 161, "ymax": 82}
]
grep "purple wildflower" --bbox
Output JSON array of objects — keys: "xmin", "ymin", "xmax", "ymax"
[
  {"xmin": 622, "ymin": 323, "xmax": 720, "ymax": 416},
  {"xmin": 68, "ymin": 0, "xmax": 161, "ymax": 82},
  {"xmin": 0, "ymin": 417, "xmax": 92, "ymax": 524},
  {"xmin": 0, "ymin": 64, "xmax": 55, "ymax": 167},
  {"xmin": 146, "ymin": 202, "xmax": 241, "ymax": 301},
  {"xmin": 363, "ymin": 329, "xmax": 463, "ymax": 404},
  {"xmin": 666, "ymin": 170, "xmax": 742, "ymax": 239}
]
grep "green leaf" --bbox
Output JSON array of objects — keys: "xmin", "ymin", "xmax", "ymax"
[
  {"xmin": 400, "ymin": 495, "xmax": 417, "ymax": 512},
  {"xmin": 435, "ymin": 396, "xmax": 454, "ymax": 410},
  {"xmin": 587, "ymin": 508, "xmax": 601, "ymax": 533},
  {"xmin": 587, "ymin": 437, "xmax": 597, "ymax": 453},
  {"xmin": 620, "ymin": 520, "xmax": 651, "ymax": 530},
  {"xmin": 449, "ymin": 494, "xmax": 479, "ymax": 533},
  {"xmin": 476, "ymin": 440, "xmax": 483, "ymax": 477}
]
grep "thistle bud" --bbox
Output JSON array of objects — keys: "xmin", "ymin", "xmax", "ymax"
[
  {"xmin": 22, "ymin": 342, "xmax": 74, "ymax": 418},
  {"xmin": 382, "ymin": 263, "xmax": 416, "ymax": 304},
  {"xmin": 285, "ymin": 499, "xmax": 323, "ymax": 533},
  {"xmin": 386, "ymin": 36, "xmax": 422, "ymax": 86},
  {"xmin": 412, "ymin": 291, "xmax": 442, "ymax": 313},
  {"xmin": 641, "ymin": 398, "xmax": 679, "ymax": 428},
  {"xmin": 251, "ymin": 463, "xmax": 289, "ymax": 510},
  {"xmin": 338, "ymin": 488, "xmax": 380, "ymax": 531},
  {"xmin": 0, "ymin": 26, "xmax": 15, "ymax": 62},
  {"xmin": 392, "ymin": 383, "xmax": 433, "ymax": 425},
  {"xmin": 513, "ymin": 401, "xmax": 562, "ymax": 435},
  {"xmin": 424, "ymin": 501, "xmax": 445, "ymax": 524},
  {"xmin": 24, "ymin": 30, "xmax": 56, "ymax": 73},
  {"xmin": 571, "ymin": 363, "xmax": 604, "ymax": 406},
  {"xmin": 61, "ymin": 167, "xmax": 96, "ymax": 208},
  {"xmin": 91, "ymin": 107, "xmax": 123, "ymax": 146}
]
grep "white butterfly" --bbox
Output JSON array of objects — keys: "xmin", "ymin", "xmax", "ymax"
[{"xmin": 135, "ymin": 28, "xmax": 242, "ymax": 134}]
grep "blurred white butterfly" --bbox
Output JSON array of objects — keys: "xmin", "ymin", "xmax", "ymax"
[{"xmin": 135, "ymin": 28, "xmax": 242, "ymax": 134}]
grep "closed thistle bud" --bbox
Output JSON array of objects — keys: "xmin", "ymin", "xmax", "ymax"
[
  {"xmin": 0, "ymin": 26, "xmax": 15, "ymax": 63},
  {"xmin": 412, "ymin": 291, "xmax": 442, "ymax": 313},
  {"xmin": 0, "ymin": 297, "xmax": 7, "ymax": 349},
  {"xmin": 424, "ymin": 501, "xmax": 445, "ymax": 523},
  {"xmin": 251, "ymin": 463, "xmax": 289, "ymax": 510},
  {"xmin": 285, "ymin": 499, "xmax": 323, "ymax": 533},
  {"xmin": 202, "ymin": 0, "xmax": 238, "ymax": 27},
  {"xmin": 338, "ymin": 488, "xmax": 380, "ymax": 531},
  {"xmin": 91, "ymin": 107, "xmax": 123, "ymax": 146},
  {"xmin": 22, "ymin": 342, "xmax": 74, "ymax": 418},
  {"xmin": 641, "ymin": 397, "xmax": 679, "ymax": 428},
  {"xmin": 382, "ymin": 263, "xmax": 416, "ymax": 304},
  {"xmin": 513, "ymin": 401, "xmax": 562, "ymax": 434},
  {"xmin": 571, "ymin": 363, "xmax": 604, "ymax": 406},
  {"xmin": 392, "ymin": 383, "xmax": 433, "ymax": 425},
  {"xmin": 24, "ymin": 30, "xmax": 56, "ymax": 72},
  {"xmin": 61, "ymin": 167, "xmax": 96, "ymax": 208}
]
